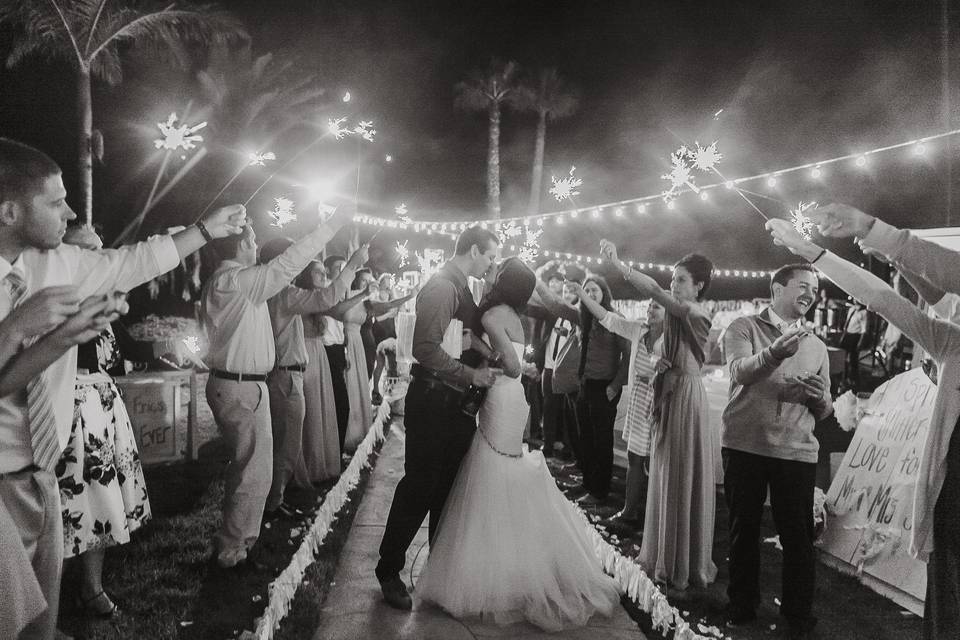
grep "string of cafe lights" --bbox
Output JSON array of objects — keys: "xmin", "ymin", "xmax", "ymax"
[
  {"xmin": 352, "ymin": 128, "xmax": 960, "ymax": 280},
  {"xmin": 358, "ymin": 127, "xmax": 960, "ymax": 230},
  {"xmin": 354, "ymin": 213, "xmax": 772, "ymax": 278}
]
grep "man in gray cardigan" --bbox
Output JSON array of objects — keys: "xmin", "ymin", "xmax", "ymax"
[{"xmin": 722, "ymin": 263, "xmax": 833, "ymax": 636}]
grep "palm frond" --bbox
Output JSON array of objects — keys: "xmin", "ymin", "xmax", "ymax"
[
  {"xmin": 87, "ymin": 5, "xmax": 248, "ymax": 65},
  {"xmin": 0, "ymin": 0, "xmax": 83, "ymax": 66},
  {"xmin": 88, "ymin": 45, "xmax": 122, "ymax": 83}
]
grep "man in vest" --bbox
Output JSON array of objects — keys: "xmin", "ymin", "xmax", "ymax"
[{"xmin": 375, "ymin": 226, "xmax": 501, "ymax": 610}]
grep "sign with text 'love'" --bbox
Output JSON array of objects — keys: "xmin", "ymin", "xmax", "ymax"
[{"xmin": 818, "ymin": 367, "xmax": 933, "ymax": 604}]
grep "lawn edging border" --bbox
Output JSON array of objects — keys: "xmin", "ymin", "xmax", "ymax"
[{"xmin": 250, "ymin": 401, "xmax": 392, "ymax": 640}]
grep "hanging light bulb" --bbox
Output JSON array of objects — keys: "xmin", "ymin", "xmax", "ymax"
[
  {"xmin": 667, "ymin": 200, "xmax": 676, "ymax": 210},
  {"xmin": 811, "ymin": 166, "xmax": 822, "ymax": 179},
  {"xmin": 700, "ymin": 191, "xmax": 709, "ymax": 201},
  {"xmin": 767, "ymin": 175, "xmax": 778, "ymax": 187},
  {"xmin": 856, "ymin": 154, "xmax": 867, "ymax": 167},
  {"xmin": 637, "ymin": 203, "xmax": 647, "ymax": 214},
  {"xmin": 571, "ymin": 210, "xmax": 579, "ymax": 218},
  {"xmin": 914, "ymin": 142, "xmax": 926, "ymax": 156},
  {"xmin": 725, "ymin": 180, "xmax": 734, "ymax": 189},
  {"xmin": 591, "ymin": 208, "xmax": 601, "ymax": 219},
  {"xmin": 614, "ymin": 206, "xmax": 624, "ymax": 217}
]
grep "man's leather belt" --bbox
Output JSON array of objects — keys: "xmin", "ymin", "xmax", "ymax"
[
  {"xmin": 276, "ymin": 364, "xmax": 306, "ymax": 372},
  {"xmin": 410, "ymin": 363, "xmax": 465, "ymax": 394},
  {"xmin": 212, "ymin": 369, "xmax": 268, "ymax": 382}
]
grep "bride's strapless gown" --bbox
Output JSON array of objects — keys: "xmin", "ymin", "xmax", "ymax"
[{"xmin": 414, "ymin": 342, "xmax": 620, "ymax": 631}]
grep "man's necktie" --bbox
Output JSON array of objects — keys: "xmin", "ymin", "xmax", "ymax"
[{"xmin": 4, "ymin": 271, "xmax": 62, "ymax": 472}]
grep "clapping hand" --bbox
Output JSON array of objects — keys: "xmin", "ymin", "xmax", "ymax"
[
  {"xmin": 202, "ymin": 204, "xmax": 247, "ymax": 238},
  {"xmin": 786, "ymin": 371, "xmax": 827, "ymax": 402},
  {"xmin": 769, "ymin": 324, "xmax": 809, "ymax": 359}
]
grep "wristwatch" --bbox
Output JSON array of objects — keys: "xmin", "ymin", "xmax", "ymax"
[{"xmin": 196, "ymin": 220, "xmax": 214, "ymax": 242}]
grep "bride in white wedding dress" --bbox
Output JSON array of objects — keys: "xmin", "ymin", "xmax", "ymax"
[{"xmin": 414, "ymin": 258, "xmax": 621, "ymax": 632}]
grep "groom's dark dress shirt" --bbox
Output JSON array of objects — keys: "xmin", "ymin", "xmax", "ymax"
[{"xmin": 412, "ymin": 261, "xmax": 482, "ymax": 385}]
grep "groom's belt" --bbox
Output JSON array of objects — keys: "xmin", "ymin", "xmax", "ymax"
[{"xmin": 410, "ymin": 363, "xmax": 466, "ymax": 394}]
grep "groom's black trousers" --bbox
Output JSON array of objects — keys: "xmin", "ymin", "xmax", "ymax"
[{"xmin": 376, "ymin": 377, "xmax": 476, "ymax": 582}]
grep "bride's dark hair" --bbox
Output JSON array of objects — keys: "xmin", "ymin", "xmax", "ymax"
[{"xmin": 478, "ymin": 257, "xmax": 536, "ymax": 315}]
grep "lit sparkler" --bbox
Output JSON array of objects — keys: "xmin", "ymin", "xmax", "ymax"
[
  {"xmin": 395, "ymin": 203, "xmax": 410, "ymax": 224},
  {"xmin": 790, "ymin": 201, "xmax": 818, "ymax": 240},
  {"xmin": 248, "ymin": 150, "xmax": 276, "ymax": 166},
  {"xmin": 518, "ymin": 225, "xmax": 542, "ymax": 263},
  {"xmin": 268, "ymin": 197, "xmax": 297, "ymax": 227},
  {"xmin": 154, "ymin": 112, "xmax": 207, "ymax": 152},
  {"xmin": 396, "ymin": 240, "xmax": 410, "ymax": 267},
  {"xmin": 691, "ymin": 141, "xmax": 722, "ymax": 172},
  {"xmin": 182, "ymin": 336, "xmax": 201, "ymax": 354},
  {"xmin": 353, "ymin": 120, "xmax": 376, "ymax": 142},
  {"xmin": 327, "ymin": 117, "xmax": 351, "ymax": 140},
  {"xmin": 549, "ymin": 166, "xmax": 583, "ymax": 202}
]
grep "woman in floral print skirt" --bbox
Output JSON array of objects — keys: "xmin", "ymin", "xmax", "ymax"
[{"xmin": 57, "ymin": 226, "xmax": 152, "ymax": 618}]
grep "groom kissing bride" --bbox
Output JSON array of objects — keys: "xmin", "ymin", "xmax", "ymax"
[{"xmin": 375, "ymin": 226, "xmax": 619, "ymax": 632}]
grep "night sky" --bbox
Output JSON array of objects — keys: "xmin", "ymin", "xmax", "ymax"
[{"xmin": 1, "ymin": 0, "xmax": 958, "ymax": 298}]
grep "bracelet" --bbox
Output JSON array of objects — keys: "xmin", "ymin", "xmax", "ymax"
[
  {"xmin": 195, "ymin": 220, "xmax": 213, "ymax": 242},
  {"xmin": 812, "ymin": 248, "xmax": 826, "ymax": 263}
]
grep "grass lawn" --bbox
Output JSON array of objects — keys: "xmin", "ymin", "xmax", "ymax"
[
  {"xmin": 547, "ymin": 456, "xmax": 923, "ymax": 639},
  {"xmin": 57, "ymin": 371, "xmax": 385, "ymax": 640}
]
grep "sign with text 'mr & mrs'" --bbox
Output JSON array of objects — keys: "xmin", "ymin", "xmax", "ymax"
[{"xmin": 818, "ymin": 367, "xmax": 933, "ymax": 605}]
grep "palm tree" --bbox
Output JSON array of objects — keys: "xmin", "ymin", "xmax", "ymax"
[
  {"xmin": 523, "ymin": 68, "xmax": 579, "ymax": 216},
  {"xmin": 455, "ymin": 59, "xmax": 525, "ymax": 219},
  {"xmin": 0, "ymin": 1, "xmax": 247, "ymax": 224}
]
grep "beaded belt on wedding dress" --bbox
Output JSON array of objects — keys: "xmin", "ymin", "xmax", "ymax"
[{"xmin": 476, "ymin": 426, "xmax": 523, "ymax": 458}]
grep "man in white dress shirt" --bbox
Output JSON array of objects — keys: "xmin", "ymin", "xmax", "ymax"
[
  {"xmin": 201, "ymin": 210, "xmax": 347, "ymax": 568},
  {"xmin": 0, "ymin": 137, "xmax": 246, "ymax": 639}
]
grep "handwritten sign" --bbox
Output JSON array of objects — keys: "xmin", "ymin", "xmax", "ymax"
[
  {"xmin": 118, "ymin": 377, "xmax": 180, "ymax": 464},
  {"xmin": 818, "ymin": 367, "xmax": 933, "ymax": 605}
]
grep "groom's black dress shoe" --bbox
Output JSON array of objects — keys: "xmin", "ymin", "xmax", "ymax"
[{"xmin": 379, "ymin": 576, "xmax": 412, "ymax": 610}]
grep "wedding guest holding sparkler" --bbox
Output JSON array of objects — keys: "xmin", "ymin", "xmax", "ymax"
[
  {"xmin": 0, "ymin": 137, "xmax": 246, "ymax": 636},
  {"xmin": 201, "ymin": 210, "xmax": 348, "ymax": 569},
  {"xmin": 779, "ymin": 203, "xmax": 960, "ymax": 640},
  {"xmin": 259, "ymin": 239, "xmax": 362, "ymax": 517},
  {"xmin": 532, "ymin": 274, "xmax": 629, "ymax": 504},
  {"xmin": 338, "ymin": 271, "xmax": 413, "ymax": 452},
  {"xmin": 567, "ymin": 281, "xmax": 664, "ymax": 532},
  {"xmin": 600, "ymin": 239, "xmax": 718, "ymax": 593},
  {"xmin": 292, "ymin": 256, "xmax": 368, "ymax": 484}
]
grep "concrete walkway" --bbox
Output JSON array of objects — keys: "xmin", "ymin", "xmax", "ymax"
[{"xmin": 312, "ymin": 422, "xmax": 646, "ymax": 640}]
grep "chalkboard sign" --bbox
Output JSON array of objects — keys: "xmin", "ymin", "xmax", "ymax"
[
  {"xmin": 117, "ymin": 375, "xmax": 181, "ymax": 464},
  {"xmin": 818, "ymin": 367, "xmax": 932, "ymax": 610}
]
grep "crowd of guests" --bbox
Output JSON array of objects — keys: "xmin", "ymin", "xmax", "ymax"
[
  {"xmin": 2, "ymin": 133, "xmax": 957, "ymax": 640},
  {"xmin": 0, "ymin": 137, "xmax": 410, "ymax": 640}
]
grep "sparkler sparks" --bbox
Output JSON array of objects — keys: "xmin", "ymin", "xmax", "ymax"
[
  {"xmin": 790, "ymin": 201, "xmax": 818, "ymax": 240},
  {"xmin": 154, "ymin": 112, "xmax": 207, "ymax": 152},
  {"xmin": 353, "ymin": 120, "xmax": 376, "ymax": 142},
  {"xmin": 518, "ymin": 225, "xmax": 543, "ymax": 263},
  {"xmin": 691, "ymin": 141, "xmax": 723, "ymax": 172},
  {"xmin": 549, "ymin": 166, "xmax": 583, "ymax": 202},
  {"xmin": 248, "ymin": 151, "xmax": 276, "ymax": 166},
  {"xmin": 394, "ymin": 202, "xmax": 410, "ymax": 224},
  {"xmin": 327, "ymin": 117, "xmax": 351, "ymax": 140},
  {"xmin": 268, "ymin": 197, "xmax": 297, "ymax": 227},
  {"xmin": 182, "ymin": 336, "xmax": 201, "ymax": 354},
  {"xmin": 396, "ymin": 240, "xmax": 410, "ymax": 267}
]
